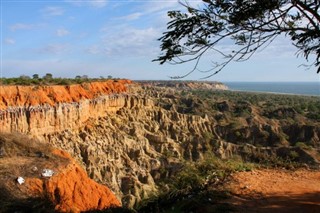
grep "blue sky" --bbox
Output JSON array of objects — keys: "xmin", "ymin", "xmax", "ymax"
[{"xmin": 1, "ymin": 0, "xmax": 319, "ymax": 82}]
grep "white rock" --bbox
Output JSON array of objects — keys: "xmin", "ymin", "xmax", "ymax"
[
  {"xmin": 17, "ymin": 177, "xmax": 25, "ymax": 185},
  {"xmin": 42, "ymin": 169, "xmax": 54, "ymax": 177}
]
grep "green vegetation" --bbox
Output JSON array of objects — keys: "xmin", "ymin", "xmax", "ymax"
[
  {"xmin": 0, "ymin": 74, "xmax": 118, "ymax": 86},
  {"xmin": 153, "ymin": 88, "xmax": 319, "ymax": 157},
  {"xmin": 163, "ymin": 89, "xmax": 320, "ymax": 123},
  {"xmin": 153, "ymin": 87, "xmax": 319, "ymax": 166},
  {"xmin": 137, "ymin": 154, "xmax": 253, "ymax": 212},
  {"xmin": 295, "ymin": 142, "xmax": 312, "ymax": 150}
]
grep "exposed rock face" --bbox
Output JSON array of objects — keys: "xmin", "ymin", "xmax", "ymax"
[
  {"xmin": 0, "ymin": 80, "xmax": 131, "ymax": 135},
  {"xmin": 139, "ymin": 80, "xmax": 228, "ymax": 90},
  {"xmin": 0, "ymin": 133, "xmax": 120, "ymax": 212},
  {"xmin": 44, "ymin": 96, "xmax": 161, "ymax": 207},
  {"xmin": 44, "ymin": 94, "xmax": 319, "ymax": 207},
  {"xmin": 1, "ymin": 81, "xmax": 319, "ymax": 208},
  {"xmin": 27, "ymin": 149, "xmax": 120, "ymax": 212}
]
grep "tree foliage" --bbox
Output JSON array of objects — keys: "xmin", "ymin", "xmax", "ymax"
[
  {"xmin": 0, "ymin": 75, "xmax": 118, "ymax": 86},
  {"xmin": 154, "ymin": 0, "xmax": 320, "ymax": 78}
]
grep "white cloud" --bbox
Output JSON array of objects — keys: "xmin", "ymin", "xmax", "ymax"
[
  {"xmin": 254, "ymin": 36, "xmax": 298, "ymax": 59},
  {"xmin": 99, "ymin": 26, "xmax": 160, "ymax": 56},
  {"xmin": 66, "ymin": 0, "xmax": 108, "ymax": 8},
  {"xmin": 122, "ymin": 1, "xmax": 182, "ymax": 28},
  {"xmin": 116, "ymin": 12, "xmax": 142, "ymax": 21},
  {"xmin": 4, "ymin": 38, "xmax": 15, "ymax": 45},
  {"xmin": 94, "ymin": 1, "xmax": 186, "ymax": 57},
  {"xmin": 90, "ymin": 0, "xmax": 108, "ymax": 8},
  {"xmin": 41, "ymin": 6, "xmax": 65, "ymax": 16},
  {"xmin": 56, "ymin": 28, "xmax": 70, "ymax": 37},
  {"xmin": 38, "ymin": 44, "xmax": 70, "ymax": 54},
  {"xmin": 86, "ymin": 45, "xmax": 100, "ymax": 54},
  {"xmin": 133, "ymin": 0, "xmax": 202, "ymax": 16},
  {"xmin": 10, "ymin": 23, "xmax": 34, "ymax": 31},
  {"xmin": 142, "ymin": 0, "xmax": 179, "ymax": 14}
]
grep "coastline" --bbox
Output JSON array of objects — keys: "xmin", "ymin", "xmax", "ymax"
[
  {"xmin": 227, "ymin": 89, "xmax": 320, "ymax": 97},
  {"xmin": 224, "ymin": 82, "xmax": 320, "ymax": 97}
]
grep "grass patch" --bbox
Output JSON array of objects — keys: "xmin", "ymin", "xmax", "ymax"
[
  {"xmin": 295, "ymin": 142, "xmax": 312, "ymax": 150},
  {"xmin": 0, "ymin": 133, "xmax": 70, "ymax": 212},
  {"xmin": 136, "ymin": 153, "xmax": 252, "ymax": 212}
]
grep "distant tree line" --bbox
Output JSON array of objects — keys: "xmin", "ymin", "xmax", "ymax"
[{"xmin": 0, "ymin": 73, "xmax": 115, "ymax": 86}]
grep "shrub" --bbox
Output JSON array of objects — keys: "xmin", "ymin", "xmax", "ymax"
[
  {"xmin": 136, "ymin": 153, "xmax": 251, "ymax": 212},
  {"xmin": 289, "ymin": 150, "xmax": 299, "ymax": 160},
  {"xmin": 295, "ymin": 142, "xmax": 312, "ymax": 150}
]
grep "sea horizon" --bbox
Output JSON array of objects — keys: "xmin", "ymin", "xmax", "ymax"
[{"xmin": 224, "ymin": 81, "xmax": 320, "ymax": 96}]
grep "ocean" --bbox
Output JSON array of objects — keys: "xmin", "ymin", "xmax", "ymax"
[{"xmin": 224, "ymin": 82, "xmax": 320, "ymax": 96}]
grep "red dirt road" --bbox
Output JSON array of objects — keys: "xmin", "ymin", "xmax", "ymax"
[{"xmin": 226, "ymin": 169, "xmax": 320, "ymax": 212}]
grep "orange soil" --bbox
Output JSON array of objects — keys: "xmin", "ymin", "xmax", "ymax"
[
  {"xmin": 0, "ymin": 80, "xmax": 131, "ymax": 110},
  {"xmin": 226, "ymin": 169, "xmax": 320, "ymax": 212},
  {"xmin": 26, "ymin": 149, "xmax": 120, "ymax": 212}
]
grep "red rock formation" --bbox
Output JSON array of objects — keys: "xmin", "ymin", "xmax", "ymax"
[
  {"xmin": 26, "ymin": 149, "xmax": 120, "ymax": 212},
  {"xmin": 0, "ymin": 80, "xmax": 133, "ymax": 135},
  {"xmin": 0, "ymin": 80, "xmax": 131, "ymax": 110}
]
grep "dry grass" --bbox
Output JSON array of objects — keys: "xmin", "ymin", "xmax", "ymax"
[
  {"xmin": 0, "ymin": 133, "xmax": 52, "ymax": 157},
  {"xmin": 0, "ymin": 132, "xmax": 69, "ymax": 178},
  {"xmin": 0, "ymin": 133, "xmax": 69, "ymax": 212}
]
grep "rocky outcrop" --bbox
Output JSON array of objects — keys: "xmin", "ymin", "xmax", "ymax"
[
  {"xmin": 216, "ymin": 140, "xmax": 319, "ymax": 166},
  {"xmin": 0, "ymin": 81, "xmax": 319, "ymax": 208},
  {"xmin": 45, "ymin": 104, "xmax": 212, "ymax": 207},
  {"xmin": 0, "ymin": 80, "xmax": 132, "ymax": 135},
  {"xmin": 0, "ymin": 133, "xmax": 120, "ymax": 212},
  {"xmin": 283, "ymin": 124, "xmax": 320, "ymax": 147},
  {"xmin": 44, "ymin": 92, "xmax": 320, "ymax": 207},
  {"xmin": 139, "ymin": 80, "xmax": 228, "ymax": 90},
  {"xmin": 0, "ymin": 80, "xmax": 131, "ymax": 110},
  {"xmin": 26, "ymin": 149, "xmax": 120, "ymax": 212}
]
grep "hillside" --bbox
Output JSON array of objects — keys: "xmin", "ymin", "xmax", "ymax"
[
  {"xmin": 0, "ymin": 80, "xmax": 319, "ymax": 211},
  {"xmin": 0, "ymin": 133, "xmax": 120, "ymax": 212}
]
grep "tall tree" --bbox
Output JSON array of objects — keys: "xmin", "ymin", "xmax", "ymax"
[
  {"xmin": 32, "ymin": 74, "xmax": 39, "ymax": 79},
  {"xmin": 44, "ymin": 73, "xmax": 53, "ymax": 80},
  {"xmin": 154, "ymin": 0, "xmax": 320, "ymax": 78}
]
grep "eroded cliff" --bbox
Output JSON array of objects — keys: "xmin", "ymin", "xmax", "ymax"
[
  {"xmin": 0, "ymin": 133, "xmax": 120, "ymax": 212},
  {"xmin": 1, "ymin": 81, "xmax": 319, "ymax": 208},
  {"xmin": 45, "ymin": 90, "xmax": 320, "ymax": 207},
  {"xmin": 0, "ymin": 80, "xmax": 132, "ymax": 135}
]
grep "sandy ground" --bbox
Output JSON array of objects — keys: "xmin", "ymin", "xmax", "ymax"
[{"xmin": 225, "ymin": 169, "xmax": 320, "ymax": 213}]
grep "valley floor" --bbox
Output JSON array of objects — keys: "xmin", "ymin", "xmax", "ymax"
[{"xmin": 225, "ymin": 169, "xmax": 320, "ymax": 212}]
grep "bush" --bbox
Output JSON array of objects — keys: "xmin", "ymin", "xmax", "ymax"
[
  {"xmin": 136, "ymin": 153, "xmax": 251, "ymax": 212},
  {"xmin": 0, "ymin": 77, "xmax": 120, "ymax": 86},
  {"xmin": 295, "ymin": 142, "xmax": 312, "ymax": 150}
]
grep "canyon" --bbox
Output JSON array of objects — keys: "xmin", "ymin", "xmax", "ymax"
[{"xmin": 0, "ymin": 80, "xmax": 319, "ymax": 210}]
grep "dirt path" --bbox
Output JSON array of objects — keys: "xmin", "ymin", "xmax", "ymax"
[{"xmin": 225, "ymin": 169, "xmax": 320, "ymax": 212}]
